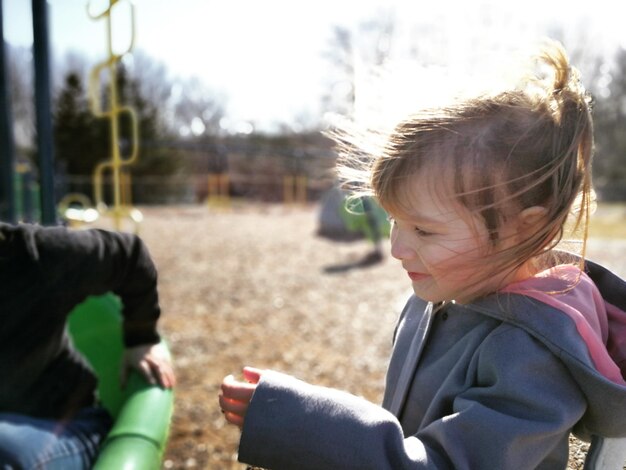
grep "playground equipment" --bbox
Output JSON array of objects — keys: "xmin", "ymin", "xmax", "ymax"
[
  {"xmin": 317, "ymin": 186, "xmax": 389, "ymax": 242},
  {"xmin": 86, "ymin": 0, "xmax": 142, "ymax": 231},
  {"xmin": 0, "ymin": 1, "xmax": 14, "ymax": 223},
  {"xmin": 283, "ymin": 174, "xmax": 308, "ymax": 205},
  {"xmin": 12, "ymin": 161, "xmax": 40, "ymax": 223},
  {"xmin": 68, "ymin": 294, "xmax": 174, "ymax": 469},
  {"xmin": 0, "ymin": 0, "xmax": 55, "ymax": 224},
  {"xmin": 207, "ymin": 173, "xmax": 230, "ymax": 208},
  {"xmin": 0, "ymin": 0, "xmax": 143, "ymax": 229},
  {"xmin": 205, "ymin": 172, "xmax": 310, "ymax": 207},
  {"xmin": 57, "ymin": 193, "xmax": 99, "ymax": 227}
]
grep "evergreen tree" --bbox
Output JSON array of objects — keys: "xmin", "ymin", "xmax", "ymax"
[
  {"xmin": 115, "ymin": 63, "xmax": 186, "ymax": 203},
  {"xmin": 53, "ymin": 63, "xmax": 186, "ymax": 204},
  {"xmin": 53, "ymin": 72, "xmax": 107, "ymax": 194}
]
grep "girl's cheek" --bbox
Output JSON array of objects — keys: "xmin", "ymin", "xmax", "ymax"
[{"xmin": 428, "ymin": 247, "xmax": 478, "ymax": 275}]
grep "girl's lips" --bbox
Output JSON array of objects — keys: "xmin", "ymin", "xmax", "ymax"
[{"xmin": 408, "ymin": 271, "xmax": 429, "ymax": 282}]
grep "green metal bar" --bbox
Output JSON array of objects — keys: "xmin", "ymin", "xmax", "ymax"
[
  {"xmin": 32, "ymin": 0, "xmax": 57, "ymax": 225},
  {"xmin": 0, "ymin": 1, "xmax": 16, "ymax": 223}
]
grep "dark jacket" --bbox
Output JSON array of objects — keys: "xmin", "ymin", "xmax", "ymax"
[
  {"xmin": 237, "ymin": 260, "xmax": 626, "ymax": 469},
  {"xmin": 0, "ymin": 222, "xmax": 162, "ymax": 420}
]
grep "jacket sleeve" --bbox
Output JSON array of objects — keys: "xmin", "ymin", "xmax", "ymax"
[
  {"xmin": 34, "ymin": 225, "xmax": 162, "ymax": 347},
  {"xmin": 237, "ymin": 326, "xmax": 587, "ymax": 470}
]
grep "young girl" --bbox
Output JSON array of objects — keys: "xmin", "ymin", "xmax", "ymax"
[{"xmin": 219, "ymin": 41, "xmax": 626, "ymax": 469}]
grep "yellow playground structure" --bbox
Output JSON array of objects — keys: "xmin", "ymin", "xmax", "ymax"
[{"xmin": 62, "ymin": 0, "xmax": 143, "ymax": 231}]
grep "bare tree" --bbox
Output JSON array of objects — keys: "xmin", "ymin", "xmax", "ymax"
[
  {"xmin": 168, "ymin": 76, "xmax": 225, "ymax": 138},
  {"xmin": 591, "ymin": 46, "xmax": 626, "ymax": 200},
  {"xmin": 321, "ymin": 11, "xmax": 395, "ymax": 118}
]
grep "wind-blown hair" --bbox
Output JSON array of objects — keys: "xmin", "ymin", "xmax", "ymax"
[{"xmin": 336, "ymin": 40, "xmax": 594, "ymax": 286}]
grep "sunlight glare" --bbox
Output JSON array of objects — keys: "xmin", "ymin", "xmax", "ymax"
[{"xmin": 190, "ymin": 117, "xmax": 206, "ymax": 136}]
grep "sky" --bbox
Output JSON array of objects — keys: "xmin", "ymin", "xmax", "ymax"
[{"xmin": 3, "ymin": 0, "xmax": 626, "ymax": 134}]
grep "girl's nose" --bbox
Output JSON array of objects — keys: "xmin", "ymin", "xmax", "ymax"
[{"xmin": 390, "ymin": 231, "xmax": 416, "ymax": 261}]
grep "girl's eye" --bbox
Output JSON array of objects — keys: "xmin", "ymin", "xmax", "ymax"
[
  {"xmin": 388, "ymin": 216, "xmax": 436, "ymax": 236},
  {"xmin": 415, "ymin": 227, "xmax": 434, "ymax": 237}
]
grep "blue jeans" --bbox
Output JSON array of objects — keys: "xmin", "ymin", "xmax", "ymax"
[{"xmin": 0, "ymin": 406, "xmax": 112, "ymax": 470}]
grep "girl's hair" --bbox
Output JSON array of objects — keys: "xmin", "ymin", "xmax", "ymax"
[{"xmin": 337, "ymin": 40, "xmax": 594, "ymax": 288}]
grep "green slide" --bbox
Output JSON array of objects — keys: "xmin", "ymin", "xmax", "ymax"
[{"xmin": 67, "ymin": 294, "xmax": 174, "ymax": 469}]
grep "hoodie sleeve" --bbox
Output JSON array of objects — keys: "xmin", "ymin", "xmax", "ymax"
[
  {"xmin": 34, "ymin": 225, "xmax": 162, "ymax": 347},
  {"xmin": 238, "ymin": 326, "xmax": 587, "ymax": 470}
]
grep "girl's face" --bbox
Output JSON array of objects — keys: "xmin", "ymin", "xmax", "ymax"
[{"xmin": 388, "ymin": 174, "xmax": 516, "ymax": 304}]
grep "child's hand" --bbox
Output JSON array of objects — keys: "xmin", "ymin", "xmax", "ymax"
[
  {"xmin": 219, "ymin": 367, "xmax": 263, "ymax": 428},
  {"xmin": 120, "ymin": 342, "xmax": 176, "ymax": 389}
]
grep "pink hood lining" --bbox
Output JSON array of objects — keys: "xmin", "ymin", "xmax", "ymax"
[{"xmin": 502, "ymin": 265, "xmax": 626, "ymax": 386}]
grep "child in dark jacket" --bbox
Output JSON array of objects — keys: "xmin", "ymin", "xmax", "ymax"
[
  {"xmin": 219, "ymin": 41, "xmax": 626, "ymax": 469},
  {"xmin": 0, "ymin": 223, "xmax": 175, "ymax": 469}
]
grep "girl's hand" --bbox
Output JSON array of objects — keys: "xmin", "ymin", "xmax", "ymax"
[
  {"xmin": 219, "ymin": 367, "xmax": 263, "ymax": 428},
  {"xmin": 120, "ymin": 343, "xmax": 176, "ymax": 389}
]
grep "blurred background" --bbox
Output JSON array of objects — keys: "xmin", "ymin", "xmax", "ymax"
[{"xmin": 4, "ymin": 0, "xmax": 626, "ymax": 206}]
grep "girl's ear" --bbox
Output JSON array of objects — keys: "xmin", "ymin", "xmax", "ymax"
[
  {"xmin": 499, "ymin": 206, "xmax": 548, "ymax": 246},
  {"xmin": 516, "ymin": 206, "xmax": 549, "ymax": 240},
  {"xmin": 519, "ymin": 206, "xmax": 548, "ymax": 227}
]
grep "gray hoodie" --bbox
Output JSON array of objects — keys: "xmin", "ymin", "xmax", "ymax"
[{"xmin": 237, "ymin": 259, "xmax": 626, "ymax": 469}]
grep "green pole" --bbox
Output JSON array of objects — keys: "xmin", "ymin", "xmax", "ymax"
[
  {"xmin": 0, "ymin": 0, "xmax": 16, "ymax": 223},
  {"xmin": 32, "ymin": 0, "xmax": 57, "ymax": 225}
]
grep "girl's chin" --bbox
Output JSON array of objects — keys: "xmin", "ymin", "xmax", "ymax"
[
  {"xmin": 411, "ymin": 284, "xmax": 470, "ymax": 304},
  {"xmin": 411, "ymin": 286, "xmax": 446, "ymax": 303}
]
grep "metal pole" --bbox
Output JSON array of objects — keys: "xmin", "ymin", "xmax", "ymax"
[
  {"xmin": 32, "ymin": 0, "xmax": 57, "ymax": 225},
  {"xmin": 0, "ymin": 1, "xmax": 16, "ymax": 223}
]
